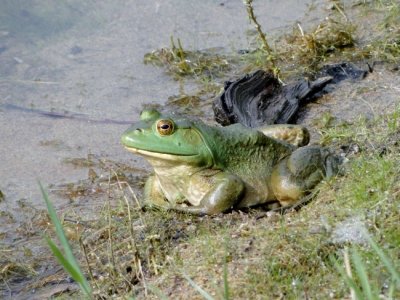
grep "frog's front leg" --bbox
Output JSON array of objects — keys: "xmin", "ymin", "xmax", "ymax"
[
  {"xmin": 258, "ymin": 124, "xmax": 310, "ymax": 147},
  {"xmin": 171, "ymin": 171, "xmax": 245, "ymax": 215},
  {"xmin": 142, "ymin": 174, "xmax": 169, "ymax": 210}
]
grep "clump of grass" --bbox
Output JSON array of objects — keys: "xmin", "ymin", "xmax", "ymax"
[
  {"xmin": 243, "ymin": 0, "xmax": 273, "ymax": 55},
  {"xmin": 0, "ymin": 257, "xmax": 37, "ymax": 288},
  {"xmin": 238, "ymin": 14, "xmax": 357, "ymax": 78},
  {"xmin": 286, "ymin": 18, "xmax": 356, "ymax": 66},
  {"xmin": 144, "ymin": 36, "xmax": 230, "ymax": 80},
  {"xmin": 242, "ymin": 0, "xmax": 281, "ymax": 80},
  {"xmin": 40, "ymin": 183, "xmax": 92, "ymax": 297},
  {"xmin": 358, "ymin": 0, "xmax": 400, "ymax": 63},
  {"xmin": 242, "ymin": 0, "xmax": 275, "ymax": 67}
]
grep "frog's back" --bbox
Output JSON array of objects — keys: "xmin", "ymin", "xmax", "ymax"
[{"xmin": 198, "ymin": 123, "xmax": 293, "ymax": 180}]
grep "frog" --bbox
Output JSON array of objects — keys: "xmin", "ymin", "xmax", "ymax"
[{"xmin": 121, "ymin": 109, "xmax": 339, "ymax": 215}]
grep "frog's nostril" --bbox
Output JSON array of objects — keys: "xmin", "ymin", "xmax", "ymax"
[{"xmin": 135, "ymin": 128, "xmax": 143, "ymax": 133}]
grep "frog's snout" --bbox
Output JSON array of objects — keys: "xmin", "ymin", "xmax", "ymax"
[
  {"xmin": 121, "ymin": 131, "xmax": 134, "ymax": 145},
  {"xmin": 120, "ymin": 133, "xmax": 130, "ymax": 146}
]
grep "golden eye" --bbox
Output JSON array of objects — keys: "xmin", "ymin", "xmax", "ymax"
[{"xmin": 156, "ymin": 119, "xmax": 174, "ymax": 136}]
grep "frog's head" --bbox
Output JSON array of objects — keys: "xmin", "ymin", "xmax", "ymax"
[{"xmin": 121, "ymin": 109, "xmax": 213, "ymax": 166}]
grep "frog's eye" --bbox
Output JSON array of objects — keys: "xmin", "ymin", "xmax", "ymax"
[{"xmin": 156, "ymin": 119, "xmax": 175, "ymax": 136}]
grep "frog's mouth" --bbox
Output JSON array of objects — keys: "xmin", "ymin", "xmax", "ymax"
[{"xmin": 124, "ymin": 146, "xmax": 198, "ymax": 161}]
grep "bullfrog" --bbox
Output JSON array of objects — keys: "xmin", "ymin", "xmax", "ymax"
[{"xmin": 121, "ymin": 109, "xmax": 339, "ymax": 215}]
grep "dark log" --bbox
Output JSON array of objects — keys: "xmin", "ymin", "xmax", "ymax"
[{"xmin": 213, "ymin": 63, "xmax": 367, "ymax": 127}]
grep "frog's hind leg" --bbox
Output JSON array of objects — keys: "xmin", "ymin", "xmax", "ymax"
[
  {"xmin": 270, "ymin": 146, "xmax": 339, "ymax": 207},
  {"xmin": 258, "ymin": 124, "xmax": 310, "ymax": 147}
]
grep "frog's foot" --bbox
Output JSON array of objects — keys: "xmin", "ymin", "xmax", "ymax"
[
  {"xmin": 273, "ymin": 189, "xmax": 320, "ymax": 214},
  {"xmin": 168, "ymin": 205, "xmax": 209, "ymax": 216},
  {"xmin": 270, "ymin": 146, "xmax": 340, "ymax": 207},
  {"xmin": 257, "ymin": 124, "xmax": 310, "ymax": 147},
  {"xmin": 141, "ymin": 202, "xmax": 165, "ymax": 212}
]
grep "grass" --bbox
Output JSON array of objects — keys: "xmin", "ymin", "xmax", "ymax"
[
  {"xmin": 334, "ymin": 234, "xmax": 400, "ymax": 300},
  {"xmin": 38, "ymin": 103, "xmax": 400, "ymax": 299},
  {"xmin": 143, "ymin": 36, "xmax": 231, "ymax": 81},
  {"xmin": 40, "ymin": 183, "xmax": 92, "ymax": 298},
  {"xmin": 358, "ymin": 0, "xmax": 400, "ymax": 63},
  {"xmin": 134, "ymin": 108, "xmax": 398, "ymax": 299}
]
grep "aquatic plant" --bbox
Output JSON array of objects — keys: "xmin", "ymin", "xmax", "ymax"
[{"xmin": 243, "ymin": 0, "xmax": 273, "ymax": 55}]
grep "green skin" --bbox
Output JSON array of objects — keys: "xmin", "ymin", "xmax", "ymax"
[{"xmin": 121, "ymin": 109, "xmax": 338, "ymax": 215}]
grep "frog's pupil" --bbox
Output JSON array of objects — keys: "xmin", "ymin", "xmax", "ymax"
[{"xmin": 161, "ymin": 124, "xmax": 169, "ymax": 130}]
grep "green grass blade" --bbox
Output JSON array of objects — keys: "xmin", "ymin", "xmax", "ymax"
[
  {"xmin": 45, "ymin": 235, "xmax": 91, "ymax": 296},
  {"xmin": 40, "ymin": 182, "xmax": 92, "ymax": 296},
  {"xmin": 223, "ymin": 258, "xmax": 229, "ymax": 300},
  {"xmin": 40, "ymin": 183, "xmax": 79, "ymax": 269},
  {"xmin": 331, "ymin": 256, "xmax": 365, "ymax": 299},
  {"xmin": 365, "ymin": 234, "xmax": 400, "ymax": 283},
  {"xmin": 182, "ymin": 273, "xmax": 214, "ymax": 300},
  {"xmin": 351, "ymin": 248, "xmax": 376, "ymax": 300}
]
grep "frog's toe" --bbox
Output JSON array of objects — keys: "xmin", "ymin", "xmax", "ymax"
[{"xmin": 141, "ymin": 202, "xmax": 164, "ymax": 212}]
